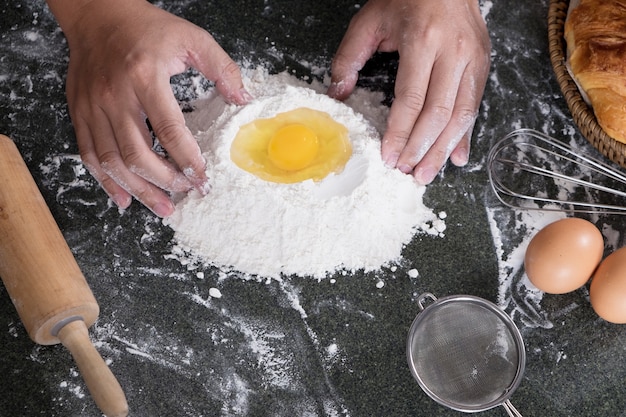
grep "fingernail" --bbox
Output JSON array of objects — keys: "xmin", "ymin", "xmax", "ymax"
[
  {"xmin": 327, "ymin": 80, "xmax": 344, "ymax": 99},
  {"xmin": 182, "ymin": 160, "xmax": 210, "ymax": 194},
  {"xmin": 414, "ymin": 167, "xmax": 438, "ymax": 185},
  {"xmin": 153, "ymin": 202, "xmax": 175, "ymax": 218},
  {"xmin": 397, "ymin": 164, "xmax": 413, "ymax": 175},
  {"xmin": 451, "ymin": 147, "xmax": 469, "ymax": 166},
  {"xmin": 384, "ymin": 152, "xmax": 400, "ymax": 169},
  {"xmin": 197, "ymin": 179, "xmax": 211, "ymax": 196},
  {"xmin": 327, "ymin": 83, "xmax": 338, "ymax": 98},
  {"xmin": 187, "ymin": 177, "xmax": 209, "ymax": 195},
  {"xmin": 112, "ymin": 193, "xmax": 132, "ymax": 209},
  {"xmin": 240, "ymin": 88, "xmax": 254, "ymax": 104}
]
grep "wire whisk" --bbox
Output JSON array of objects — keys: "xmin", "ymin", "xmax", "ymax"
[{"xmin": 487, "ymin": 129, "xmax": 626, "ymax": 214}]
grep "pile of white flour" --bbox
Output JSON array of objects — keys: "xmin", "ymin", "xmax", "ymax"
[{"xmin": 165, "ymin": 68, "xmax": 444, "ymax": 279}]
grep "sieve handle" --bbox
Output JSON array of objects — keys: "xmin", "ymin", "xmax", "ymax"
[
  {"xmin": 502, "ymin": 399, "xmax": 523, "ymax": 417},
  {"xmin": 417, "ymin": 292, "xmax": 437, "ymax": 311}
]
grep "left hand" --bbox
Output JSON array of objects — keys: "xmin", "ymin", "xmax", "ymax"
[
  {"xmin": 328, "ymin": 0, "xmax": 491, "ymax": 184},
  {"xmin": 47, "ymin": 0, "xmax": 250, "ymax": 217}
]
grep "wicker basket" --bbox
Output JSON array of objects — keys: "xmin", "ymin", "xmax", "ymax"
[{"xmin": 548, "ymin": 0, "xmax": 626, "ymax": 168}]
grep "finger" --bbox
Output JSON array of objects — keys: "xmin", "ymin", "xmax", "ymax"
[
  {"xmin": 135, "ymin": 75, "xmax": 210, "ymax": 195},
  {"xmin": 328, "ymin": 8, "xmax": 381, "ymax": 100},
  {"xmin": 108, "ymin": 106, "xmax": 194, "ymax": 193},
  {"xmin": 400, "ymin": 54, "xmax": 466, "ymax": 160},
  {"xmin": 135, "ymin": 29, "xmax": 245, "ymax": 194},
  {"xmin": 89, "ymin": 106, "xmax": 176, "ymax": 217},
  {"xmin": 381, "ymin": 45, "xmax": 437, "ymax": 171},
  {"xmin": 411, "ymin": 117, "xmax": 474, "ymax": 185},
  {"xmin": 411, "ymin": 67, "xmax": 481, "ymax": 184},
  {"xmin": 449, "ymin": 122, "xmax": 474, "ymax": 167},
  {"xmin": 73, "ymin": 114, "xmax": 133, "ymax": 209},
  {"xmin": 66, "ymin": 66, "xmax": 133, "ymax": 207}
]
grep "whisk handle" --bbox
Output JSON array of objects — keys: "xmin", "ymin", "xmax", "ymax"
[{"xmin": 502, "ymin": 399, "xmax": 523, "ymax": 417}]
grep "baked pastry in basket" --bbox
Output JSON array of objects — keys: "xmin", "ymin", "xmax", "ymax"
[{"xmin": 564, "ymin": 0, "xmax": 626, "ymax": 144}]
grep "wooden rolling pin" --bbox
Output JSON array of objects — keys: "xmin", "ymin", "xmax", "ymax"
[{"xmin": 0, "ymin": 134, "xmax": 128, "ymax": 417}]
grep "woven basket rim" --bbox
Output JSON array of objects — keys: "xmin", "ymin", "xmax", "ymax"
[{"xmin": 548, "ymin": 0, "xmax": 626, "ymax": 168}]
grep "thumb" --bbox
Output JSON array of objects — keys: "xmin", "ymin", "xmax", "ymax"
[{"xmin": 189, "ymin": 29, "xmax": 251, "ymax": 105}]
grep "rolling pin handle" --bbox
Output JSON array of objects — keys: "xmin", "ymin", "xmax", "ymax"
[
  {"xmin": 57, "ymin": 320, "xmax": 129, "ymax": 417},
  {"xmin": 50, "ymin": 315, "xmax": 83, "ymax": 337}
]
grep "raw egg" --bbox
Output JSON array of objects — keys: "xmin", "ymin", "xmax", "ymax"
[
  {"xmin": 590, "ymin": 247, "xmax": 626, "ymax": 323},
  {"xmin": 230, "ymin": 107, "xmax": 352, "ymax": 183},
  {"xmin": 524, "ymin": 218, "xmax": 604, "ymax": 294}
]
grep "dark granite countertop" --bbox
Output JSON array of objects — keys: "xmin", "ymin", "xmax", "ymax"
[{"xmin": 2, "ymin": 1, "xmax": 626, "ymax": 416}]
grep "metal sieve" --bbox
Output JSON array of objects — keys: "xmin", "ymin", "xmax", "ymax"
[{"xmin": 407, "ymin": 293, "xmax": 525, "ymax": 416}]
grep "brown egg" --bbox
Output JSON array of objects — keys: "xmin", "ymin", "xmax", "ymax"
[
  {"xmin": 590, "ymin": 247, "xmax": 626, "ymax": 323},
  {"xmin": 524, "ymin": 218, "xmax": 604, "ymax": 294}
]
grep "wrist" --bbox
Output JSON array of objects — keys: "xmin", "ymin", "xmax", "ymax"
[
  {"xmin": 46, "ymin": 0, "xmax": 149, "ymax": 39},
  {"xmin": 45, "ymin": 0, "xmax": 98, "ymax": 34}
]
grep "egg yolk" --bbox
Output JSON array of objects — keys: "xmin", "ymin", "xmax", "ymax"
[
  {"xmin": 267, "ymin": 124, "xmax": 319, "ymax": 171},
  {"xmin": 230, "ymin": 107, "xmax": 352, "ymax": 183}
]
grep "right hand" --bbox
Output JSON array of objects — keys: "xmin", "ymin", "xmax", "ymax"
[{"xmin": 329, "ymin": 0, "xmax": 491, "ymax": 185}]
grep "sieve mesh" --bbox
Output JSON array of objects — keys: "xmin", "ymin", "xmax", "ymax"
[{"xmin": 407, "ymin": 295, "xmax": 524, "ymax": 412}]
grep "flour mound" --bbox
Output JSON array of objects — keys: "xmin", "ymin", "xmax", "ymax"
[{"xmin": 165, "ymin": 68, "xmax": 442, "ymax": 279}]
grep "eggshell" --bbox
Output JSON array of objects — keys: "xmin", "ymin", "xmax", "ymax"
[
  {"xmin": 524, "ymin": 218, "xmax": 604, "ymax": 294},
  {"xmin": 590, "ymin": 247, "xmax": 626, "ymax": 323}
]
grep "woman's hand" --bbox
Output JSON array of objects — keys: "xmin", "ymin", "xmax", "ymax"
[
  {"xmin": 46, "ymin": 0, "xmax": 250, "ymax": 217},
  {"xmin": 329, "ymin": 0, "xmax": 491, "ymax": 184}
]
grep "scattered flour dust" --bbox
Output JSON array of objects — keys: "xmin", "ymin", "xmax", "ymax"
[{"xmin": 165, "ymin": 67, "xmax": 444, "ymax": 279}]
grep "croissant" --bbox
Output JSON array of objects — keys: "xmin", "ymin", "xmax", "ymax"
[{"xmin": 564, "ymin": 0, "xmax": 626, "ymax": 143}]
